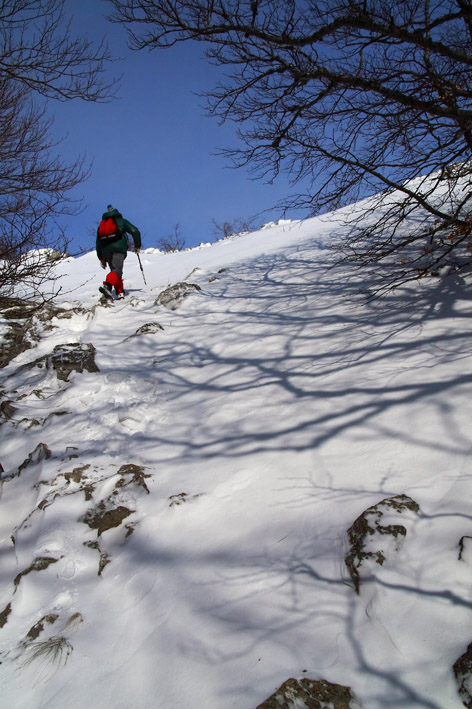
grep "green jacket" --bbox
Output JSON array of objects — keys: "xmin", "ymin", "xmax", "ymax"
[{"xmin": 96, "ymin": 208, "xmax": 141, "ymax": 261}]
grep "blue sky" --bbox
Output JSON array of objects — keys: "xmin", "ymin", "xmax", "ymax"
[{"xmin": 51, "ymin": 0, "xmax": 306, "ymax": 253}]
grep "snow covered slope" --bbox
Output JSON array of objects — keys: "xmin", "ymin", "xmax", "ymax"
[{"xmin": 0, "ymin": 208, "xmax": 471, "ymax": 708}]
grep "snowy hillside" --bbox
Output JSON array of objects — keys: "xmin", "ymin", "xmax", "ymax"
[{"xmin": 1, "ymin": 203, "xmax": 472, "ymax": 709}]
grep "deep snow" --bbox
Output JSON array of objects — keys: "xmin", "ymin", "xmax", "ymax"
[{"xmin": 0, "ymin": 203, "xmax": 471, "ymax": 708}]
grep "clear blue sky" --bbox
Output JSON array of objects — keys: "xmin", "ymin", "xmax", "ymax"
[{"xmin": 51, "ymin": 0, "xmax": 307, "ymax": 253}]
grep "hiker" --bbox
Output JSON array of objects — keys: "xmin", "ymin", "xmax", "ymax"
[{"xmin": 96, "ymin": 205, "xmax": 141, "ymax": 299}]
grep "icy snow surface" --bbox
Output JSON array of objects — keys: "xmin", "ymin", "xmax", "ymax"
[{"xmin": 0, "ymin": 204, "xmax": 471, "ymax": 708}]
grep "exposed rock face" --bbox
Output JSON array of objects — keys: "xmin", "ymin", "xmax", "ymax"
[
  {"xmin": 0, "ymin": 602, "xmax": 12, "ymax": 629},
  {"xmin": 459, "ymin": 536, "xmax": 472, "ymax": 562},
  {"xmin": 117, "ymin": 464, "xmax": 151, "ymax": 494},
  {"xmin": 16, "ymin": 442, "xmax": 51, "ymax": 477},
  {"xmin": 345, "ymin": 494, "xmax": 420, "ymax": 594},
  {"xmin": 256, "ymin": 677, "xmax": 358, "ymax": 708},
  {"xmin": 82, "ymin": 502, "xmax": 133, "ymax": 537},
  {"xmin": 154, "ymin": 282, "xmax": 201, "ymax": 310},
  {"xmin": 80, "ymin": 466, "xmax": 152, "ymax": 537},
  {"xmin": 26, "ymin": 343, "xmax": 99, "ymax": 381},
  {"xmin": 454, "ymin": 643, "xmax": 472, "ymax": 708},
  {"xmin": 14, "ymin": 557, "xmax": 59, "ymax": 589},
  {"xmin": 26, "ymin": 613, "xmax": 59, "ymax": 640}
]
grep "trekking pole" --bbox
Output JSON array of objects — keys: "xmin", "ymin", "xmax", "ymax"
[{"xmin": 137, "ymin": 251, "xmax": 147, "ymax": 285}]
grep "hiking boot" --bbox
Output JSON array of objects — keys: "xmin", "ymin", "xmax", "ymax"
[{"xmin": 99, "ymin": 283, "xmax": 113, "ymax": 300}]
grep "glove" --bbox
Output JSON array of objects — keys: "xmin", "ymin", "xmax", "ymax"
[
  {"xmin": 100, "ymin": 259, "xmax": 106, "ymax": 269},
  {"xmin": 135, "ymin": 247, "xmax": 141, "ymax": 254}
]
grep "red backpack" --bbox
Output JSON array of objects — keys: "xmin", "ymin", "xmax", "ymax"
[{"xmin": 97, "ymin": 217, "xmax": 119, "ymax": 239}]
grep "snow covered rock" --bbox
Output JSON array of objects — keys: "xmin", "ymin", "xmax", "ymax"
[
  {"xmin": 25, "ymin": 343, "xmax": 99, "ymax": 381},
  {"xmin": 154, "ymin": 282, "xmax": 201, "ymax": 310},
  {"xmin": 455, "ymin": 540, "xmax": 472, "ymax": 707},
  {"xmin": 80, "ymin": 466, "xmax": 151, "ymax": 537},
  {"xmin": 0, "ymin": 399, "xmax": 17, "ymax": 421},
  {"xmin": 0, "ymin": 298, "xmax": 84, "ymax": 368},
  {"xmin": 256, "ymin": 677, "xmax": 358, "ymax": 708},
  {"xmin": 127, "ymin": 322, "xmax": 164, "ymax": 339},
  {"xmin": 454, "ymin": 643, "xmax": 472, "ymax": 708},
  {"xmin": 0, "ymin": 298, "xmax": 43, "ymax": 367},
  {"xmin": 344, "ymin": 494, "xmax": 420, "ymax": 594}
]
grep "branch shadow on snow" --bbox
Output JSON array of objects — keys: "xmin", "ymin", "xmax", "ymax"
[
  {"xmin": 131, "ymin": 243, "xmax": 472, "ymax": 464},
  {"xmin": 110, "ymin": 239, "xmax": 471, "ymax": 706},
  {"xmin": 2, "ymin": 232, "xmax": 470, "ymax": 706}
]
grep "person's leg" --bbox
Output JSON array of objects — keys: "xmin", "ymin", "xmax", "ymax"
[{"xmin": 104, "ymin": 252, "xmax": 126, "ymax": 293}]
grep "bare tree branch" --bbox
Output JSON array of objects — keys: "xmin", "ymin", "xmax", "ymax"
[
  {"xmin": 0, "ymin": 0, "xmax": 117, "ymax": 101},
  {"xmin": 158, "ymin": 222, "xmax": 185, "ymax": 251},
  {"xmin": 109, "ymin": 0, "xmax": 472, "ymax": 293}
]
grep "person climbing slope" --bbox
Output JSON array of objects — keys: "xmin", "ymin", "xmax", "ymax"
[{"xmin": 96, "ymin": 205, "xmax": 141, "ymax": 300}]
